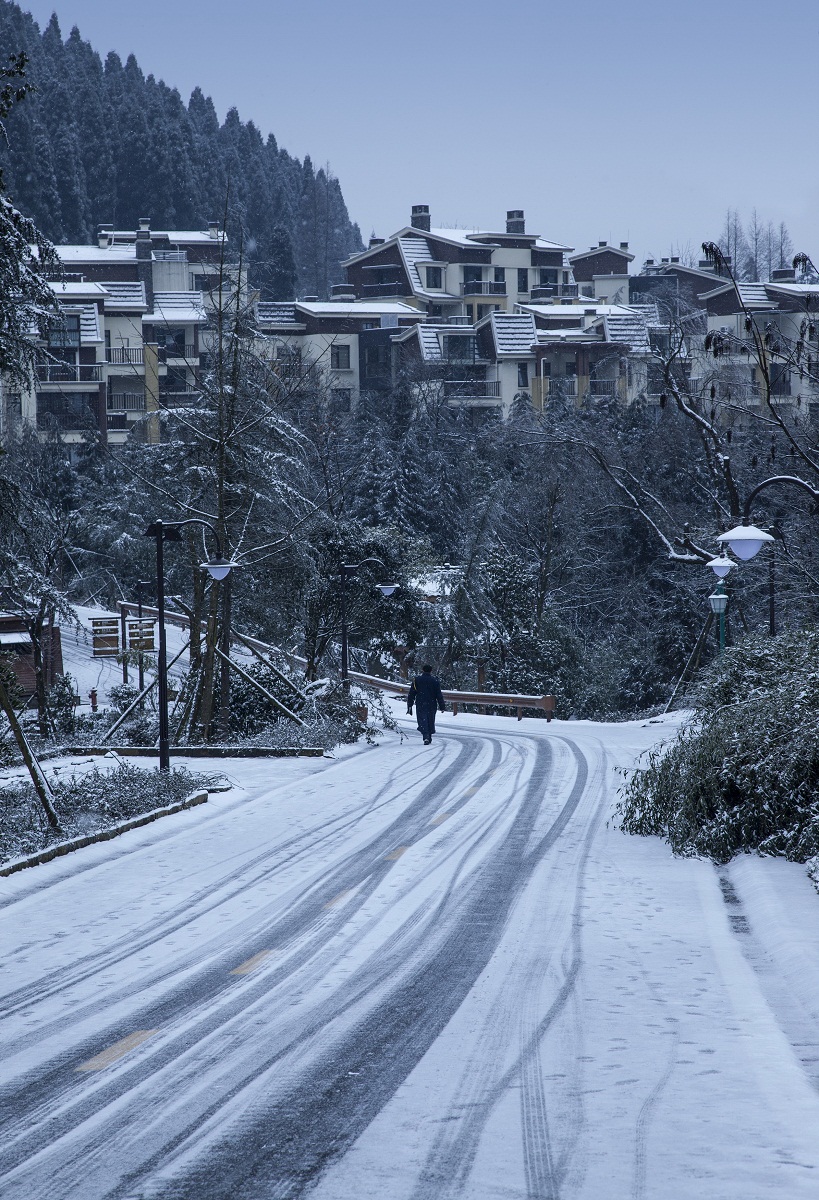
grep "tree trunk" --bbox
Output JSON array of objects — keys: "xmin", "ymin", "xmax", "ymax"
[{"xmin": 0, "ymin": 674, "xmax": 60, "ymax": 829}]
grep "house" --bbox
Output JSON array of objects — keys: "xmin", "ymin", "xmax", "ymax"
[{"xmin": 2, "ymin": 219, "xmax": 229, "ymax": 447}]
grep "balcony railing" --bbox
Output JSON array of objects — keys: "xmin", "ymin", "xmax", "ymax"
[
  {"xmin": 461, "ymin": 281, "xmax": 507, "ymax": 296},
  {"xmin": 443, "ymin": 380, "xmax": 501, "ymax": 400},
  {"xmin": 36, "ymin": 363, "xmax": 102, "ymax": 383},
  {"xmin": 546, "ymin": 377, "xmax": 577, "ymax": 397},
  {"xmin": 589, "ymin": 378, "xmax": 617, "ymax": 396},
  {"xmin": 160, "ymin": 344, "xmax": 197, "ymax": 361},
  {"xmin": 360, "ymin": 282, "xmax": 403, "ymax": 297},
  {"xmin": 531, "ymin": 284, "xmax": 579, "ymax": 301},
  {"xmin": 108, "ymin": 347, "xmax": 144, "ymax": 365},
  {"xmin": 108, "ymin": 393, "xmax": 146, "ymax": 411},
  {"xmin": 153, "ymin": 250, "xmax": 187, "ymax": 262}
]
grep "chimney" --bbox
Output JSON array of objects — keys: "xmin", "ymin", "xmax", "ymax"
[
  {"xmin": 771, "ymin": 267, "xmax": 796, "ymax": 282},
  {"xmin": 645, "ymin": 259, "xmax": 655, "ymax": 266},
  {"xmin": 207, "ymin": 220, "xmax": 219, "ymax": 239},
  {"xmin": 670, "ymin": 256, "xmax": 680, "ymax": 264},
  {"xmin": 97, "ymin": 222, "xmax": 114, "ymax": 248},
  {"xmin": 330, "ymin": 283, "xmax": 356, "ymax": 300},
  {"xmin": 506, "ymin": 209, "xmax": 525, "ymax": 234},
  {"xmin": 599, "ymin": 240, "xmax": 606, "ymax": 248},
  {"xmin": 619, "ymin": 241, "xmax": 629, "ymax": 250},
  {"xmin": 369, "ymin": 236, "xmax": 385, "ymax": 248},
  {"xmin": 135, "ymin": 221, "xmax": 154, "ymax": 311},
  {"xmin": 661, "ymin": 257, "xmax": 669, "ymax": 264},
  {"xmin": 411, "ymin": 204, "xmax": 430, "ymax": 232}
]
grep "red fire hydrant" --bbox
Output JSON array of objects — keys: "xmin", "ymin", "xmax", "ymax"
[{"xmin": 89, "ymin": 688, "xmax": 98, "ymax": 713}]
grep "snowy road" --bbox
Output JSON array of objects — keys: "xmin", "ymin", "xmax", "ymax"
[{"xmin": 3, "ymin": 711, "xmax": 819, "ymax": 1199}]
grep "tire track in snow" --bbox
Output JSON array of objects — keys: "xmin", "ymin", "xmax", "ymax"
[
  {"xmin": 0, "ymin": 737, "xmax": 502, "ymax": 1184},
  {"xmin": 122, "ymin": 733, "xmax": 561, "ymax": 1200}
]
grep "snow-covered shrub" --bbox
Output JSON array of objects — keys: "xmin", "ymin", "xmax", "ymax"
[
  {"xmin": 0, "ymin": 762, "xmax": 215, "ymax": 863},
  {"xmin": 616, "ymin": 628, "xmax": 819, "ymax": 861}
]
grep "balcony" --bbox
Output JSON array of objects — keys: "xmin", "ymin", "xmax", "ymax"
[
  {"xmin": 108, "ymin": 347, "xmax": 144, "ymax": 365},
  {"xmin": 531, "ymin": 284, "xmax": 579, "ymax": 301},
  {"xmin": 360, "ymin": 282, "xmax": 404, "ymax": 298},
  {"xmin": 36, "ymin": 363, "xmax": 103, "ymax": 383},
  {"xmin": 107, "ymin": 393, "xmax": 145, "ymax": 411},
  {"xmin": 443, "ymin": 380, "xmax": 501, "ymax": 400},
  {"xmin": 589, "ymin": 378, "xmax": 617, "ymax": 396},
  {"xmin": 159, "ymin": 344, "xmax": 197, "ymax": 361},
  {"xmin": 461, "ymin": 281, "xmax": 507, "ymax": 297},
  {"xmin": 153, "ymin": 250, "xmax": 187, "ymax": 262}
]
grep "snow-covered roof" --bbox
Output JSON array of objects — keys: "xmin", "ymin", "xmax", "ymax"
[
  {"xmin": 255, "ymin": 302, "xmax": 301, "ymax": 325},
  {"xmin": 738, "ymin": 283, "xmax": 772, "ymax": 308},
  {"xmin": 485, "ymin": 311, "xmax": 536, "ymax": 357},
  {"xmin": 145, "ymin": 292, "xmax": 207, "ymax": 324},
  {"xmin": 603, "ymin": 310, "xmax": 651, "ymax": 354},
  {"xmin": 765, "ymin": 281, "xmax": 819, "ymax": 299},
  {"xmin": 569, "ymin": 243, "xmax": 635, "ymax": 263},
  {"xmin": 398, "ymin": 237, "xmax": 457, "ymax": 300},
  {"xmin": 49, "ymin": 281, "xmax": 108, "ymax": 300},
  {"xmin": 295, "ymin": 300, "xmax": 421, "ymax": 317},
  {"xmin": 54, "ymin": 244, "xmax": 136, "ymax": 263},
  {"xmin": 100, "ymin": 281, "xmax": 148, "ymax": 311},
  {"xmin": 535, "ymin": 327, "xmax": 597, "ymax": 344},
  {"xmin": 111, "ymin": 229, "xmax": 226, "ymax": 244}
]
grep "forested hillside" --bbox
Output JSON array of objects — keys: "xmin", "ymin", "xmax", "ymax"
[{"xmin": 0, "ymin": 1, "xmax": 363, "ymax": 297}]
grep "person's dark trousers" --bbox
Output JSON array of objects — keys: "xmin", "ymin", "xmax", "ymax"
[{"xmin": 416, "ymin": 704, "xmax": 437, "ymax": 741}]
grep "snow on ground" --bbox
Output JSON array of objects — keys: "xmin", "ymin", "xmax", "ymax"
[{"xmin": 1, "ymin": 708, "xmax": 819, "ymax": 1199}]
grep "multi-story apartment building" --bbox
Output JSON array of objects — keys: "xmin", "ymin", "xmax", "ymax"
[{"xmin": 2, "ymin": 219, "xmax": 228, "ymax": 446}]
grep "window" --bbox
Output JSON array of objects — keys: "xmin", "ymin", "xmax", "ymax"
[
  {"xmin": 539, "ymin": 268, "xmax": 558, "ymax": 288},
  {"xmin": 425, "ymin": 266, "xmax": 442, "ymax": 289},
  {"xmin": 36, "ymin": 392, "xmax": 96, "ymax": 431},
  {"xmin": 517, "ymin": 362, "xmax": 529, "ymax": 388},
  {"xmin": 331, "ymin": 344, "xmax": 351, "ymax": 370},
  {"xmin": 443, "ymin": 335, "xmax": 478, "ymax": 362},
  {"xmin": 494, "ymin": 267, "xmax": 506, "ymax": 284},
  {"xmin": 48, "ymin": 313, "xmax": 81, "ymax": 349},
  {"xmin": 191, "ymin": 273, "xmax": 219, "ymax": 293},
  {"xmin": 330, "ymin": 388, "xmax": 352, "ymax": 411},
  {"xmin": 565, "ymin": 361, "xmax": 576, "ymax": 376},
  {"xmin": 463, "ymin": 266, "xmax": 483, "ymax": 284},
  {"xmin": 157, "ymin": 327, "xmax": 187, "ymax": 354},
  {"xmin": 541, "ymin": 361, "xmax": 551, "ymax": 377},
  {"xmin": 517, "ymin": 268, "xmax": 529, "ymax": 293}
]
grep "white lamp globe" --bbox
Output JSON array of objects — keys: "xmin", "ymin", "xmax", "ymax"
[
  {"xmin": 377, "ymin": 583, "xmax": 399, "ymax": 597},
  {"xmin": 709, "ymin": 590, "xmax": 729, "ymax": 615},
  {"xmin": 716, "ymin": 524, "xmax": 774, "ymax": 561},
  {"xmin": 202, "ymin": 556, "xmax": 234, "ymax": 580},
  {"xmin": 707, "ymin": 554, "xmax": 735, "ymax": 579}
]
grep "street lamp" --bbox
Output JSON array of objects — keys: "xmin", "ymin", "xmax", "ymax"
[
  {"xmin": 716, "ymin": 475, "xmax": 819, "ymax": 636},
  {"xmin": 144, "ymin": 518, "xmax": 237, "ymax": 770},
  {"xmin": 337, "ymin": 560, "xmax": 399, "ymax": 689}
]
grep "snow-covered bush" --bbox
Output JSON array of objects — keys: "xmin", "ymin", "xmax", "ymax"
[
  {"xmin": 0, "ymin": 762, "xmax": 215, "ymax": 863},
  {"xmin": 616, "ymin": 628, "xmax": 819, "ymax": 861}
]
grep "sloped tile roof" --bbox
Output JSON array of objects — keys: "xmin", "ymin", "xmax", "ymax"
[
  {"xmin": 60, "ymin": 304, "xmax": 102, "ymax": 343},
  {"xmin": 490, "ymin": 311, "xmax": 536, "ymax": 356},
  {"xmin": 603, "ymin": 309, "xmax": 651, "ymax": 354},
  {"xmin": 100, "ymin": 281, "xmax": 147, "ymax": 310}
]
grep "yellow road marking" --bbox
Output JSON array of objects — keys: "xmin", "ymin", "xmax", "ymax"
[
  {"xmin": 76, "ymin": 1030, "xmax": 157, "ymax": 1072},
  {"xmin": 430, "ymin": 813, "xmax": 450, "ymax": 825},
  {"xmin": 324, "ymin": 888, "xmax": 353, "ymax": 909},
  {"xmin": 230, "ymin": 950, "xmax": 272, "ymax": 975},
  {"xmin": 385, "ymin": 846, "xmax": 409, "ymax": 860}
]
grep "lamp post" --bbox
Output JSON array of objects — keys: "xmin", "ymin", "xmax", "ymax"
[
  {"xmin": 144, "ymin": 518, "xmax": 237, "ymax": 770},
  {"xmin": 337, "ymin": 560, "xmax": 398, "ymax": 690},
  {"xmin": 717, "ymin": 475, "xmax": 819, "ymax": 637}
]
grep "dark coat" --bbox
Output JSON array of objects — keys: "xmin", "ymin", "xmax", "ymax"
[{"xmin": 407, "ymin": 673, "xmax": 445, "ymax": 712}]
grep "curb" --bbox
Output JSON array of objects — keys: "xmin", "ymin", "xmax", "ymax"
[
  {"xmin": 35, "ymin": 746, "xmax": 326, "ymax": 761},
  {"xmin": 0, "ymin": 790, "xmax": 209, "ymax": 878}
]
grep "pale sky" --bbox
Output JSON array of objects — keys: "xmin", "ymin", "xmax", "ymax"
[{"xmin": 18, "ymin": 0, "xmax": 819, "ymax": 265}]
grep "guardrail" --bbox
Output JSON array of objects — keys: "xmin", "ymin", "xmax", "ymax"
[{"xmin": 118, "ymin": 604, "xmax": 556, "ymax": 721}]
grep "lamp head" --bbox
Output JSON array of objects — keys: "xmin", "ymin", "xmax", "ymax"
[
  {"xmin": 377, "ymin": 583, "xmax": 399, "ymax": 598},
  {"xmin": 708, "ymin": 590, "xmax": 729, "ymax": 615},
  {"xmin": 716, "ymin": 523, "xmax": 775, "ymax": 561},
  {"xmin": 706, "ymin": 554, "xmax": 735, "ymax": 579},
  {"xmin": 201, "ymin": 556, "xmax": 237, "ymax": 580}
]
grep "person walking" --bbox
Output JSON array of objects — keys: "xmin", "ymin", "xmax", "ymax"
[{"xmin": 407, "ymin": 664, "xmax": 445, "ymax": 745}]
